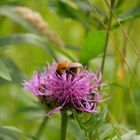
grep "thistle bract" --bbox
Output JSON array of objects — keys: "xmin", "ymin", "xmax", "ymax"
[{"xmin": 23, "ymin": 61, "xmax": 104, "ymax": 115}]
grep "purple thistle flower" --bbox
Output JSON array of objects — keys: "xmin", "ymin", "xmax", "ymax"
[{"xmin": 23, "ymin": 61, "xmax": 104, "ymax": 115}]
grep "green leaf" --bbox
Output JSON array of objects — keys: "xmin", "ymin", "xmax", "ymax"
[
  {"xmin": 119, "ymin": 4, "xmax": 140, "ymax": 22},
  {"xmin": 0, "ymin": 126, "xmax": 19, "ymax": 140},
  {"xmin": 112, "ymin": 130, "xmax": 138, "ymax": 140},
  {"xmin": 133, "ymin": 135, "xmax": 140, "ymax": 140},
  {"xmin": 68, "ymin": 120, "xmax": 85, "ymax": 140},
  {"xmin": 79, "ymin": 30, "xmax": 106, "ymax": 65},
  {"xmin": 72, "ymin": 105, "xmax": 108, "ymax": 134},
  {"xmin": 115, "ymin": 0, "xmax": 126, "ymax": 8},
  {"xmin": 16, "ymin": 106, "xmax": 43, "ymax": 113},
  {"xmin": 84, "ymin": 105, "xmax": 108, "ymax": 132},
  {"xmin": 74, "ymin": 0, "xmax": 106, "ymax": 16},
  {"xmin": 0, "ymin": 34, "xmax": 76, "ymax": 61},
  {"xmin": 0, "ymin": 5, "xmax": 66, "ymax": 49},
  {"xmin": 0, "ymin": 126, "xmax": 38, "ymax": 140},
  {"xmin": 0, "ymin": 34, "xmax": 46, "ymax": 51},
  {"xmin": 0, "ymin": 6, "xmax": 39, "ymax": 33},
  {"xmin": 0, "ymin": 58, "xmax": 23, "ymax": 84},
  {"xmin": 48, "ymin": 0, "xmax": 89, "ymax": 29},
  {"xmin": 0, "ymin": 60, "xmax": 11, "ymax": 81},
  {"xmin": 113, "ymin": 4, "xmax": 140, "ymax": 28},
  {"xmin": 121, "ymin": 130, "xmax": 136, "ymax": 140},
  {"xmin": 72, "ymin": 110, "xmax": 86, "ymax": 131},
  {"xmin": 99, "ymin": 123, "xmax": 113, "ymax": 139},
  {"xmin": 0, "ymin": 0, "xmax": 17, "ymax": 5},
  {"xmin": 0, "ymin": 6, "xmax": 77, "ymax": 61},
  {"xmin": 72, "ymin": 110, "xmax": 89, "ymax": 139},
  {"xmin": 73, "ymin": 0, "xmax": 91, "ymax": 12}
]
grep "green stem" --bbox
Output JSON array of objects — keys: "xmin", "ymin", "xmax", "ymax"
[
  {"xmin": 72, "ymin": 109, "xmax": 89, "ymax": 140},
  {"xmin": 85, "ymin": 132, "xmax": 90, "ymax": 140},
  {"xmin": 101, "ymin": 0, "xmax": 115, "ymax": 75},
  {"xmin": 35, "ymin": 116, "xmax": 48, "ymax": 138},
  {"xmin": 61, "ymin": 111, "xmax": 68, "ymax": 140},
  {"xmin": 48, "ymin": 47, "xmax": 59, "ymax": 62}
]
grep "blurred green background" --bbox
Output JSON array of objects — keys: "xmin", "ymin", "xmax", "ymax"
[{"xmin": 0, "ymin": 0, "xmax": 140, "ymax": 139}]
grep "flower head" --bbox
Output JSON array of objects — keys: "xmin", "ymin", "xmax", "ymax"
[{"xmin": 23, "ymin": 61, "xmax": 104, "ymax": 115}]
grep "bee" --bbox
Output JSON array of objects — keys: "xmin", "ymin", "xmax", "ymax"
[{"xmin": 56, "ymin": 61, "xmax": 82, "ymax": 76}]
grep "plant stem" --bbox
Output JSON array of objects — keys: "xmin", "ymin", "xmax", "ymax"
[
  {"xmin": 48, "ymin": 47, "xmax": 59, "ymax": 62},
  {"xmin": 61, "ymin": 110, "xmax": 68, "ymax": 140},
  {"xmin": 85, "ymin": 132, "xmax": 90, "ymax": 140},
  {"xmin": 72, "ymin": 109, "xmax": 89, "ymax": 140},
  {"xmin": 101, "ymin": 0, "xmax": 115, "ymax": 75},
  {"xmin": 35, "ymin": 116, "xmax": 48, "ymax": 138}
]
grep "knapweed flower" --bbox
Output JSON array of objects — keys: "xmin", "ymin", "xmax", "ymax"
[{"xmin": 23, "ymin": 61, "xmax": 104, "ymax": 115}]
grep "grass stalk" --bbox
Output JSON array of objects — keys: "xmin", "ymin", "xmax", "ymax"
[
  {"xmin": 35, "ymin": 116, "xmax": 48, "ymax": 138},
  {"xmin": 101, "ymin": 0, "xmax": 115, "ymax": 75}
]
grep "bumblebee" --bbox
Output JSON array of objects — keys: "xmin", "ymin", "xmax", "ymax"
[{"xmin": 56, "ymin": 61, "xmax": 82, "ymax": 76}]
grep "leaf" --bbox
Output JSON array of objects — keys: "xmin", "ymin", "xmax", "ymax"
[
  {"xmin": 112, "ymin": 130, "xmax": 137, "ymax": 140},
  {"xmin": 0, "ymin": 126, "xmax": 19, "ymax": 140},
  {"xmin": 99, "ymin": 123, "xmax": 114, "ymax": 139},
  {"xmin": 79, "ymin": 30, "xmax": 106, "ymax": 65},
  {"xmin": 0, "ymin": 34, "xmax": 76, "ymax": 61},
  {"xmin": 0, "ymin": 34, "xmax": 46, "ymax": 51},
  {"xmin": 16, "ymin": 106, "xmax": 43, "ymax": 113},
  {"xmin": 68, "ymin": 120, "xmax": 85, "ymax": 140},
  {"xmin": 115, "ymin": 0, "xmax": 126, "ymax": 8},
  {"xmin": 47, "ymin": 0, "xmax": 106, "ymax": 30},
  {"xmin": 0, "ymin": 5, "xmax": 77, "ymax": 61},
  {"xmin": 0, "ymin": 58, "xmax": 23, "ymax": 84},
  {"xmin": 72, "ymin": 105, "xmax": 108, "ymax": 134},
  {"xmin": 48, "ymin": 0, "xmax": 89, "ymax": 29},
  {"xmin": 96, "ymin": 105, "xmax": 108, "ymax": 122},
  {"xmin": 121, "ymin": 130, "xmax": 136, "ymax": 140},
  {"xmin": 113, "ymin": 4, "xmax": 140, "ymax": 27},
  {"xmin": 0, "ymin": 0, "xmax": 17, "ymax": 5},
  {"xmin": 119, "ymin": 4, "xmax": 140, "ymax": 22},
  {"xmin": 84, "ymin": 105, "xmax": 108, "ymax": 132},
  {"xmin": 74, "ymin": 0, "xmax": 106, "ymax": 16},
  {"xmin": 65, "ymin": 44, "xmax": 80, "ymax": 52},
  {"xmin": 0, "ymin": 126, "xmax": 38, "ymax": 140},
  {"xmin": 72, "ymin": 110, "xmax": 89, "ymax": 139},
  {"xmin": 72, "ymin": 110, "xmax": 86, "ymax": 131},
  {"xmin": 73, "ymin": 0, "xmax": 91, "ymax": 12},
  {"xmin": 0, "ymin": 60, "xmax": 11, "ymax": 81},
  {"xmin": 72, "ymin": 107, "xmax": 108, "ymax": 138},
  {"xmin": 133, "ymin": 135, "xmax": 140, "ymax": 140},
  {"xmin": 0, "ymin": 6, "xmax": 39, "ymax": 33},
  {"xmin": 108, "ymin": 81, "xmax": 125, "ymax": 88},
  {"xmin": 0, "ymin": 5, "xmax": 65, "ymax": 49}
]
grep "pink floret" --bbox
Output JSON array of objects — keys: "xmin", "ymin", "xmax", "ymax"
[{"xmin": 23, "ymin": 61, "xmax": 104, "ymax": 115}]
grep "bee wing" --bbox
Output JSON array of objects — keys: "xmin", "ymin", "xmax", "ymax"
[{"xmin": 69, "ymin": 62, "xmax": 83, "ymax": 68}]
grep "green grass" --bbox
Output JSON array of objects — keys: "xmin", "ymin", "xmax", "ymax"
[{"xmin": 0, "ymin": 0, "xmax": 140, "ymax": 139}]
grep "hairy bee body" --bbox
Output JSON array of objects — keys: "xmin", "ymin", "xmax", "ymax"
[{"xmin": 56, "ymin": 61, "xmax": 82, "ymax": 76}]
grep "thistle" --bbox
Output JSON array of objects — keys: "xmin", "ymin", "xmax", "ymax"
[{"xmin": 23, "ymin": 61, "xmax": 104, "ymax": 115}]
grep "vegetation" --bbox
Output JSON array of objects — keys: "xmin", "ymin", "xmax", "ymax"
[{"xmin": 0, "ymin": 0, "xmax": 140, "ymax": 139}]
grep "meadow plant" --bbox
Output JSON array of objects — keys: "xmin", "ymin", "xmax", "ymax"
[
  {"xmin": 0, "ymin": 0, "xmax": 140, "ymax": 140},
  {"xmin": 23, "ymin": 61, "xmax": 105, "ymax": 139}
]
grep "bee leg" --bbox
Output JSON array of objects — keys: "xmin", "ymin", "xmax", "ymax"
[
  {"xmin": 66, "ymin": 69, "xmax": 75, "ymax": 76},
  {"xmin": 66, "ymin": 69, "xmax": 76, "ymax": 81},
  {"xmin": 56, "ymin": 70, "xmax": 62, "ymax": 77}
]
